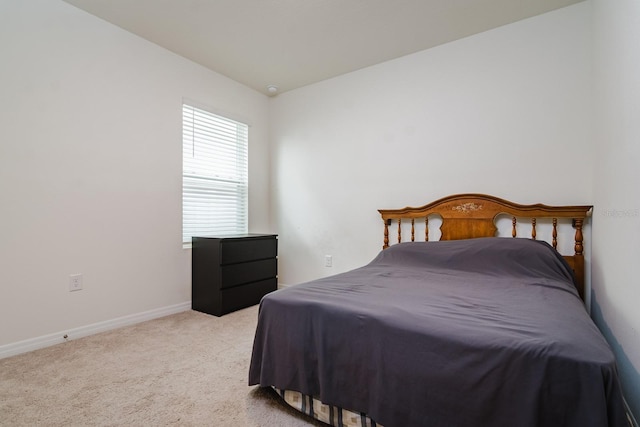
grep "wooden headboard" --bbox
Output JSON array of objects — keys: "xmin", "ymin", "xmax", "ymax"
[{"xmin": 378, "ymin": 194, "xmax": 592, "ymax": 300}]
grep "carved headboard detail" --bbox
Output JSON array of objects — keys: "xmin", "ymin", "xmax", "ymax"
[{"xmin": 378, "ymin": 194, "xmax": 592, "ymax": 300}]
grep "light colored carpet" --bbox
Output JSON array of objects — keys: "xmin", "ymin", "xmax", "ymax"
[{"xmin": 0, "ymin": 305, "xmax": 325, "ymax": 426}]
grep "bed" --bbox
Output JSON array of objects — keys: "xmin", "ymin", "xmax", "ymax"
[{"xmin": 248, "ymin": 194, "xmax": 629, "ymax": 427}]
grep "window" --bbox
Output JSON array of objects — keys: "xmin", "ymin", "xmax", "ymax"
[{"xmin": 182, "ymin": 103, "xmax": 248, "ymax": 244}]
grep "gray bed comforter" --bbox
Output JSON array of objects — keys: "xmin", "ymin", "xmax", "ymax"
[{"xmin": 248, "ymin": 238, "xmax": 627, "ymax": 427}]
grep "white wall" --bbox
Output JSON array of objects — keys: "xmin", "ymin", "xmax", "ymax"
[
  {"xmin": 0, "ymin": 0, "xmax": 270, "ymax": 348},
  {"xmin": 592, "ymin": 0, "xmax": 640, "ymax": 418},
  {"xmin": 270, "ymin": 3, "xmax": 593, "ymax": 286}
]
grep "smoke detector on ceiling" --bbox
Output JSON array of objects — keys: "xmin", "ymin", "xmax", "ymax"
[{"xmin": 266, "ymin": 85, "xmax": 278, "ymax": 96}]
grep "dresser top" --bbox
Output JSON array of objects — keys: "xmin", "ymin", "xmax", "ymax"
[{"xmin": 192, "ymin": 233, "xmax": 277, "ymax": 240}]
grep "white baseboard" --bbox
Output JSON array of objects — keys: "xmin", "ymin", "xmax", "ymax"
[{"xmin": 0, "ymin": 301, "xmax": 191, "ymax": 360}]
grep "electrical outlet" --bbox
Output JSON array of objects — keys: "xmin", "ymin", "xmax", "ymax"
[
  {"xmin": 69, "ymin": 274, "xmax": 83, "ymax": 292},
  {"xmin": 325, "ymin": 255, "xmax": 332, "ymax": 267}
]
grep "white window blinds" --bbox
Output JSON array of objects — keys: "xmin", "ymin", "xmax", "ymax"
[{"xmin": 182, "ymin": 104, "xmax": 248, "ymax": 243}]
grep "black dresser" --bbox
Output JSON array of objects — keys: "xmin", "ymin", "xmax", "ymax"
[{"xmin": 192, "ymin": 234, "xmax": 277, "ymax": 316}]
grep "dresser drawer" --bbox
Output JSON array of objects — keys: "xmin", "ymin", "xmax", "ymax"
[
  {"xmin": 220, "ymin": 258, "xmax": 277, "ymax": 289},
  {"xmin": 218, "ymin": 278, "xmax": 277, "ymax": 315},
  {"xmin": 221, "ymin": 237, "xmax": 277, "ymax": 264}
]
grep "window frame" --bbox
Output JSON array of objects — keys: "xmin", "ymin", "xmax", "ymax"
[{"xmin": 182, "ymin": 102, "xmax": 249, "ymax": 246}]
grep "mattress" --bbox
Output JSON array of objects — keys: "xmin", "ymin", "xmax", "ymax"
[{"xmin": 273, "ymin": 387, "xmax": 381, "ymax": 427}]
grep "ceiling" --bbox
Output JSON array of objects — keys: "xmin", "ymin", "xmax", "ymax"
[{"xmin": 62, "ymin": 0, "xmax": 584, "ymax": 96}]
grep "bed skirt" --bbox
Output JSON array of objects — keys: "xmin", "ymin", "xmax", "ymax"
[{"xmin": 272, "ymin": 387, "xmax": 383, "ymax": 427}]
